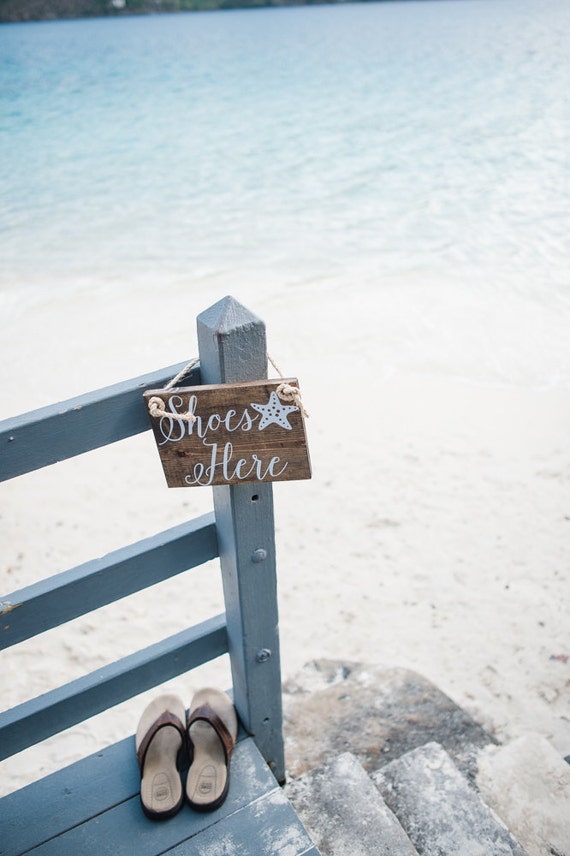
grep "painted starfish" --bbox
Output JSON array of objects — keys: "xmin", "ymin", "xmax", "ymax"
[{"xmin": 251, "ymin": 391, "xmax": 299, "ymax": 431}]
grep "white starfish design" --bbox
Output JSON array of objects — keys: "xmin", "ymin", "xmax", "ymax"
[{"xmin": 251, "ymin": 391, "xmax": 299, "ymax": 431}]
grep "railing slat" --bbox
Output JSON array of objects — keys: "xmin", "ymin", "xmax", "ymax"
[
  {"xmin": 0, "ymin": 513, "xmax": 218, "ymax": 650},
  {"xmin": 0, "ymin": 614, "xmax": 228, "ymax": 761},
  {"xmin": 0, "ymin": 361, "xmax": 199, "ymax": 481}
]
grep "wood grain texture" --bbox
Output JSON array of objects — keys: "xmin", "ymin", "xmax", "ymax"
[{"xmin": 144, "ymin": 379, "xmax": 311, "ymax": 488}]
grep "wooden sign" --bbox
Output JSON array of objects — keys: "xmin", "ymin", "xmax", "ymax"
[{"xmin": 144, "ymin": 379, "xmax": 311, "ymax": 488}]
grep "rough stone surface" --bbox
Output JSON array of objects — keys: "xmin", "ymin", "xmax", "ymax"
[
  {"xmin": 476, "ymin": 733, "xmax": 570, "ymax": 856},
  {"xmin": 286, "ymin": 752, "xmax": 419, "ymax": 856},
  {"xmin": 373, "ymin": 741, "xmax": 528, "ymax": 856},
  {"xmin": 283, "ymin": 660, "xmax": 495, "ymax": 783}
]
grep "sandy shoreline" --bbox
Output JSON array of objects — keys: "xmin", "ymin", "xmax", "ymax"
[{"xmin": 1, "ymin": 284, "xmax": 569, "ymax": 798}]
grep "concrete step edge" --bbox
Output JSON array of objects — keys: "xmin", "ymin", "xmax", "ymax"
[
  {"xmin": 286, "ymin": 751, "xmax": 419, "ymax": 856},
  {"xmin": 372, "ymin": 741, "xmax": 528, "ymax": 856}
]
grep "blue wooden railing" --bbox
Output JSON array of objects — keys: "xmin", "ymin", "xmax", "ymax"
[{"xmin": 0, "ymin": 296, "xmax": 285, "ymax": 782}]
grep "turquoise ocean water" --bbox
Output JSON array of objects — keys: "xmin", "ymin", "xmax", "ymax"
[{"xmin": 1, "ymin": 0, "xmax": 569, "ymax": 387}]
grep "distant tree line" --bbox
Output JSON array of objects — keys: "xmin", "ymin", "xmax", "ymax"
[{"xmin": 0, "ymin": 0, "xmax": 374, "ymax": 23}]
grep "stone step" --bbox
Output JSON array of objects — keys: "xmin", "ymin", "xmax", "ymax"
[
  {"xmin": 476, "ymin": 733, "xmax": 570, "ymax": 856},
  {"xmin": 286, "ymin": 752, "xmax": 419, "ymax": 856},
  {"xmin": 372, "ymin": 741, "xmax": 528, "ymax": 856}
]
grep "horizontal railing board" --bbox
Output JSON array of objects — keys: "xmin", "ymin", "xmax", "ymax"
[
  {"xmin": 0, "ymin": 513, "xmax": 218, "ymax": 650},
  {"xmin": 0, "ymin": 361, "xmax": 200, "ymax": 481},
  {"xmin": 0, "ymin": 614, "xmax": 228, "ymax": 761}
]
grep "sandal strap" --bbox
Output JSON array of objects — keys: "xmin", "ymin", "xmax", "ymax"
[
  {"xmin": 136, "ymin": 710, "xmax": 186, "ymax": 772},
  {"xmin": 187, "ymin": 703, "xmax": 236, "ymax": 761}
]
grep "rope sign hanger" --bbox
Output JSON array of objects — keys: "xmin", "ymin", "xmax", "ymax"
[
  {"xmin": 267, "ymin": 354, "xmax": 309, "ymax": 419},
  {"xmin": 147, "ymin": 358, "xmax": 200, "ymax": 423},
  {"xmin": 147, "ymin": 354, "xmax": 308, "ymax": 423}
]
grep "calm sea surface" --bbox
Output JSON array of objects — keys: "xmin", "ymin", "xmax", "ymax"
[{"xmin": 1, "ymin": 0, "xmax": 569, "ymax": 386}]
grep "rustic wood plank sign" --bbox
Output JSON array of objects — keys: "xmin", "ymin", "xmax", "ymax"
[{"xmin": 144, "ymin": 379, "xmax": 311, "ymax": 488}]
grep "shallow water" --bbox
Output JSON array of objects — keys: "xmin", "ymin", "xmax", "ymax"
[{"xmin": 1, "ymin": 0, "xmax": 569, "ymax": 386}]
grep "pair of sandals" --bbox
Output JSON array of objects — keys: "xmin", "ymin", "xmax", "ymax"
[{"xmin": 135, "ymin": 687, "xmax": 238, "ymax": 820}]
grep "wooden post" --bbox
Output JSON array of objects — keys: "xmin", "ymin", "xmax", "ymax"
[{"xmin": 197, "ymin": 296, "xmax": 285, "ymax": 782}]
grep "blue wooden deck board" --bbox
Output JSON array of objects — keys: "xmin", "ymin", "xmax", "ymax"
[
  {"xmin": 0, "ymin": 361, "xmax": 199, "ymax": 481},
  {"xmin": 0, "ymin": 735, "xmax": 138, "ymax": 855},
  {"xmin": 164, "ymin": 788, "xmax": 318, "ymax": 855},
  {"xmin": 0, "ymin": 736, "xmax": 316, "ymax": 856},
  {"xmin": 0, "ymin": 514, "xmax": 218, "ymax": 650}
]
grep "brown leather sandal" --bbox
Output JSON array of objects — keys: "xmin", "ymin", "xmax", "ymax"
[
  {"xmin": 186, "ymin": 688, "xmax": 238, "ymax": 812},
  {"xmin": 135, "ymin": 694, "xmax": 187, "ymax": 820}
]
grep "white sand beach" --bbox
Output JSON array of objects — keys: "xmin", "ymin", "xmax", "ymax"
[{"xmin": 1, "ymin": 277, "xmax": 569, "ymax": 800}]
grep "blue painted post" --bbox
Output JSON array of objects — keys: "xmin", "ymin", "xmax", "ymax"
[{"xmin": 197, "ymin": 296, "xmax": 285, "ymax": 782}]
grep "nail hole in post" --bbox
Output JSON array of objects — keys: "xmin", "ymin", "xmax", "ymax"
[{"xmin": 251, "ymin": 494, "xmax": 259, "ymax": 502}]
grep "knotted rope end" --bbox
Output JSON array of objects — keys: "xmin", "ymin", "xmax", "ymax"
[
  {"xmin": 276, "ymin": 381, "xmax": 309, "ymax": 418},
  {"xmin": 147, "ymin": 395, "xmax": 196, "ymax": 423}
]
